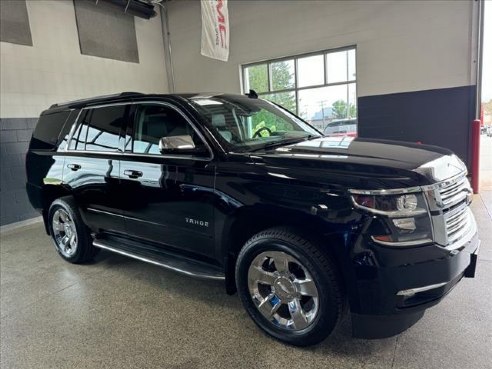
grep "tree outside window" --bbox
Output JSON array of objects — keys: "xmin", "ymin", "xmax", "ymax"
[{"xmin": 243, "ymin": 47, "xmax": 357, "ymax": 133}]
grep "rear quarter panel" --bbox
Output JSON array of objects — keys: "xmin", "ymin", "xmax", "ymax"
[{"xmin": 26, "ymin": 109, "xmax": 76, "ymax": 211}]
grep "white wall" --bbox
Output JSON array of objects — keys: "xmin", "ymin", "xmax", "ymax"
[
  {"xmin": 0, "ymin": 0, "xmax": 168, "ymax": 118},
  {"xmin": 167, "ymin": 0, "xmax": 477, "ymax": 97}
]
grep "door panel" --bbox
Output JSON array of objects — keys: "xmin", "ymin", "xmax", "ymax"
[
  {"xmin": 120, "ymin": 157, "xmax": 215, "ymax": 258},
  {"xmin": 65, "ymin": 154, "xmax": 124, "ymax": 232},
  {"xmin": 63, "ymin": 105, "xmax": 129, "ymax": 234},
  {"xmin": 120, "ymin": 102, "xmax": 216, "ymax": 259}
]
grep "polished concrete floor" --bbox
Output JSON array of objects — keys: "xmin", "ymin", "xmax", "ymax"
[{"xmin": 1, "ymin": 194, "xmax": 491, "ymax": 369}]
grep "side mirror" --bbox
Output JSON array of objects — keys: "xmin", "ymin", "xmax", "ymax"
[
  {"xmin": 159, "ymin": 135, "xmax": 195, "ymax": 150},
  {"xmin": 159, "ymin": 135, "xmax": 208, "ymax": 156}
]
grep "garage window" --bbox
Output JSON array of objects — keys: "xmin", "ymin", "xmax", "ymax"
[{"xmin": 242, "ymin": 47, "xmax": 357, "ymax": 132}]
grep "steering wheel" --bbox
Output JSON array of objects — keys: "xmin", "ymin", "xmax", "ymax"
[{"xmin": 252, "ymin": 126, "xmax": 273, "ymax": 138}]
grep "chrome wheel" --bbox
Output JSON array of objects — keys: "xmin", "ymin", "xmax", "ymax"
[
  {"xmin": 248, "ymin": 251, "xmax": 320, "ymax": 331},
  {"xmin": 52, "ymin": 209, "xmax": 78, "ymax": 258}
]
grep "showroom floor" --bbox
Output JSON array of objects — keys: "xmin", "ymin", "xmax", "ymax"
[{"xmin": 1, "ymin": 188, "xmax": 491, "ymax": 368}]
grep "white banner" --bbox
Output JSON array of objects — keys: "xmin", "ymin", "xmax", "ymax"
[{"xmin": 201, "ymin": 0, "xmax": 229, "ymax": 62}]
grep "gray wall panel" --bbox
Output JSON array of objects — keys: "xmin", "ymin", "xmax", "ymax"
[
  {"xmin": 74, "ymin": 0, "xmax": 139, "ymax": 63},
  {"xmin": 358, "ymin": 85, "xmax": 476, "ymax": 171},
  {"xmin": 0, "ymin": 118, "xmax": 38, "ymax": 226},
  {"xmin": 0, "ymin": 0, "xmax": 33, "ymax": 46}
]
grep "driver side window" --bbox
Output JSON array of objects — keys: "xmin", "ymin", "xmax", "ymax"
[{"xmin": 129, "ymin": 104, "xmax": 203, "ymax": 155}]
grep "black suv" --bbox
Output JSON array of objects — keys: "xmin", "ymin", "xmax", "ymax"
[{"xmin": 26, "ymin": 92, "xmax": 479, "ymax": 346}]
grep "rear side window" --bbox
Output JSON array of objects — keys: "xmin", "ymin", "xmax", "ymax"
[
  {"xmin": 30, "ymin": 110, "xmax": 72, "ymax": 150},
  {"xmin": 68, "ymin": 110, "xmax": 90, "ymax": 151},
  {"xmin": 68, "ymin": 105, "xmax": 127, "ymax": 152}
]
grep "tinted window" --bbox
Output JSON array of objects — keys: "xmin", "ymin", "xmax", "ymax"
[
  {"xmin": 69, "ymin": 105, "xmax": 126, "ymax": 152},
  {"xmin": 129, "ymin": 104, "xmax": 203, "ymax": 155},
  {"xmin": 68, "ymin": 110, "xmax": 89, "ymax": 151},
  {"xmin": 31, "ymin": 110, "xmax": 72, "ymax": 150}
]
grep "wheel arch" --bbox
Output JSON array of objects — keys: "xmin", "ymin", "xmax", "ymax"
[
  {"xmin": 41, "ymin": 185, "xmax": 73, "ymax": 235},
  {"xmin": 221, "ymin": 204, "xmax": 347, "ymax": 294}
]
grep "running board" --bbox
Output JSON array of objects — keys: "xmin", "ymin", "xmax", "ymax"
[{"xmin": 93, "ymin": 239, "xmax": 225, "ymax": 281}]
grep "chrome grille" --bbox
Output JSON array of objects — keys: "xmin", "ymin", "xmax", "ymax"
[
  {"xmin": 444, "ymin": 204, "xmax": 471, "ymax": 245},
  {"xmin": 439, "ymin": 176, "xmax": 470, "ymax": 208},
  {"xmin": 432, "ymin": 174, "xmax": 474, "ymax": 247}
]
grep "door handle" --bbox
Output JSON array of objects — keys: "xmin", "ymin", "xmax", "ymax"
[
  {"xmin": 67, "ymin": 163, "xmax": 81, "ymax": 171},
  {"xmin": 124, "ymin": 169, "xmax": 143, "ymax": 179}
]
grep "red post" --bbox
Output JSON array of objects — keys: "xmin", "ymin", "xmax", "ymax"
[{"xmin": 471, "ymin": 119, "xmax": 481, "ymax": 194}]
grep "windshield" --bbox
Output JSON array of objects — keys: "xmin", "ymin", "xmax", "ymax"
[{"xmin": 189, "ymin": 96, "xmax": 321, "ymax": 152}]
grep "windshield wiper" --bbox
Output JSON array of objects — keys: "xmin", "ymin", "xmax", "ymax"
[{"xmin": 250, "ymin": 135, "xmax": 317, "ymax": 152}]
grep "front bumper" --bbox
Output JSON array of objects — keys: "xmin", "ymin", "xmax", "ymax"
[{"xmin": 349, "ymin": 230, "xmax": 480, "ymax": 339}]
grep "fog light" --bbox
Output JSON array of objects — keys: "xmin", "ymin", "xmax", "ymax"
[
  {"xmin": 396, "ymin": 282, "xmax": 447, "ymax": 296},
  {"xmin": 392, "ymin": 218, "xmax": 416, "ymax": 232},
  {"xmin": 396, "ymin": 194, "xmax": 418, "ymax": 211}
]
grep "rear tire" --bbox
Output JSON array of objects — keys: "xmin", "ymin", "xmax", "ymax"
[
  {"xmin": 48, "ymin": 197, "xmax": 97, "ymax": 263},
  {"xmin": 235, "ymin": 227, "xmax": 344, "ymax": 346}
]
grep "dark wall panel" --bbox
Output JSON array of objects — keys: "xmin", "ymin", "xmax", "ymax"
[
  {"xmin": 74, "ymin": 0, "xmax": 139, "ymax": 63},
  {"xmin": 0, "ymin": 118, "xmax": 39, "ymax": 226},
  {"xmin": 0, "ymin": 0, "xmax": 33, "ymax": 46},
  {"xmin": 358, "ymin": 85, "xmax": 476, "ymax": 170}
]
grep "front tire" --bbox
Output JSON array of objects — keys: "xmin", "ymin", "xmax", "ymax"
[
  {"xmin": 236, "ymin": 228, "xmax": 344, "ymax": 346},
  {"xmin": 48, "ymin": 197, "xmax": 97, "ymax": 263}
]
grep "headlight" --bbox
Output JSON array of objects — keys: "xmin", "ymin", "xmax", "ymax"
[
  {"xmin": 396, "ymin": 194, "xmax": 418, "ymax": 211},
  {"xmin": 350, "ymin": 192, "xmax": 427, "ymax": 217},
  {"xmin": 350, "ymin": 190, "xmax": 433, "ymax": 246}
]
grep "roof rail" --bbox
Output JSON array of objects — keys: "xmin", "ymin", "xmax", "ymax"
[{"xmin": 49, "ymin": 92, "xmax": 144, "ymax": 109}]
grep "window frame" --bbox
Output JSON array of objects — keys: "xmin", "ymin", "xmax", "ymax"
[
  {"xmin": 66, "ymin": 101, "xmax": 215, "ymax": 161},
  {"xmin": 125, "ymin": 102, "xmax": 214, "ymax": 161},
  {"xmin": 241, "ymin": 45, "xmax": 357, "ymax": 117},
  {"xmin": 66, "ymin": 103, "xmax": 129, "ymax": 153}
]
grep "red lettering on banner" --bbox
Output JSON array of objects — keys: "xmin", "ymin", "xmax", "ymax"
[
  {"xmin": 217, "ymin": 0, "xmax": 225, "ymax": 22},
  {"xmin": 216, "ymin": 0, "xmax": 226, "ymax": 48},
  {"xmin": 218, "ymin": 25, "xmax": 226, "ymax": 48}
]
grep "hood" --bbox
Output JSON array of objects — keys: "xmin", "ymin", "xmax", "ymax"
[{"xmin": 248, "ymin": 137, "xmax": 465, "ymax": 190}]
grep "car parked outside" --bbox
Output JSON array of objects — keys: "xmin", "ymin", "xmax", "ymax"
[{"xmin": 323, "ymin": 118, "xmax": 357, "ymax": 137}]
